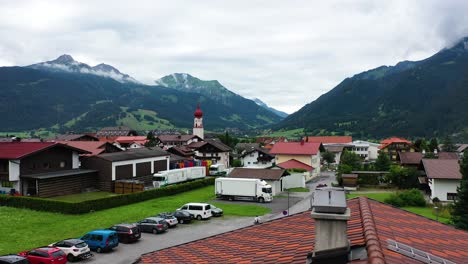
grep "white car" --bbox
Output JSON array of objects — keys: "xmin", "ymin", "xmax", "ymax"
[
  {"xmin": 49, "ymin": 239, "xmax": 93, "ymax": 262},
  {"xmin": 177, "ymin": 203, "xmax": 212, "ymax": 220}
]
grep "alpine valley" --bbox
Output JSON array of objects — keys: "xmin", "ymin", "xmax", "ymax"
[
  {"xmin": 0, "ymin": 55, "xmax": 283, "ymax": 133},
  {"xmin": 275, "ymin": 37, "xmax": 468, "ymax": 139}
]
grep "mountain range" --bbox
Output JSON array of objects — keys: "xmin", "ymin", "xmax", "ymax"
[
  {"xmin": 275, "ymin": 37, "xmax": 468, "ymax": 139},
  {"xmin": 0, "ymin": 55, "xmax": 282, "ymax": 133}
]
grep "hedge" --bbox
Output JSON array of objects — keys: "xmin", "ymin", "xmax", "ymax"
[{"xmin": 0, "ymin": 177, "xmax": 215, "ymax": 214}]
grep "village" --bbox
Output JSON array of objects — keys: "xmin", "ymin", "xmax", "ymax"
[{"xmin": 0, "ymin": 105, "xmax": 467, "ymax": 264}]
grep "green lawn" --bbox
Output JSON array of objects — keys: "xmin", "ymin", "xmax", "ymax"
[
  {"xmin": 346, "ymin": 192, "xmax": 393, "ymax": 202},
  {"xmin": 0, "ymin": 185, "xmax": 269, "ymax": 255},
  {"xmin": 347, "ymin": 192, "xmax": 451, "ymax": 224},
  {"xmin": 50, "ymin": 191, "xmax": 118, "ymax": 202},
  {"xmin": 284, "ymin": 187, "xmax": 310, "ymax": 192},
  {"xmin": 402, "ymin": 207, "xmax": 451, "ymax": 224}
]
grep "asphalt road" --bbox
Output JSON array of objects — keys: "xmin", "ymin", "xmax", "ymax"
[{"xmin": 82, "ymin": 172, "xmax": 336, "ymax": 264}]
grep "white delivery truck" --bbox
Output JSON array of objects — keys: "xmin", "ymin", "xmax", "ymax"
[
  {"xmin": 215, "ymin": 177, "xmax": 273, "ymax": 203},
  {"xmin": 153, "ymin": 166, "xmax": 206, "ymax": 188},
  {"xmin": 209, "ymin": 164, "xmax": 227, "ymax": 176}
]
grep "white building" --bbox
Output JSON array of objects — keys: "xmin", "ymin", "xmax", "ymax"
[
  {"xmin": 351, "ymin": 140, "xmax": 380, "ymax": 161},
  {"xmin": 238, "ymin": 146, "xmax": 275, "ymax": 168},
  {"xmin": 422, "ymin": 159, "xmax": 462, "ymax": 202}
]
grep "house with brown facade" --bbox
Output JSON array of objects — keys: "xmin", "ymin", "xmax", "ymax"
[
  {"xmin": 50, "ymin": 134, "xmax": 99, "ymax": 141},
  {"xmin": 81, "ymin": 147, "xmax": 170, "ymax": 192},
  {"xmin": 0, "ymin": 142, "xmax": 95, "ymax": 197},
  {"xmin": 379, "ymin": 137, "xmax": 415, "ymax": 161},
  {"xmin": 187, "ymin": 139, "xmax": 231, "ymax": 168}
]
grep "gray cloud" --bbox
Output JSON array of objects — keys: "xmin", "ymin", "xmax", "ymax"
[{"xmin": 1, "ymin": 0, "xmax": 468, "ymax": 113}]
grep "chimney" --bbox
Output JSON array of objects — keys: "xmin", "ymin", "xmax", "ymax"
[
  {"xmin": 307, "ymin": 189, "xmax": 350, "ymax": 264},
  {"xmin": 300, "ymin": 139, "xmax": 305, "ymax": 146}
]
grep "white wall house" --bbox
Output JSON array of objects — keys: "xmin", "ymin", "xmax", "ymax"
[
  {"xmin": 351, "ymin": 140, "xmax": 380, "ymax": 161},
  {"xmin": 239, "ymin": 148, "xmax": 275, "ymax": 168},
  {"xmin": 422, "ymin": 159, "xmax": 462, "ymax": 202}
]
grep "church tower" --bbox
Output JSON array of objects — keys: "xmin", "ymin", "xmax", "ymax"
[{"xmin": 193, "ymin": 104, "xmax": 204, "ymax": 139}]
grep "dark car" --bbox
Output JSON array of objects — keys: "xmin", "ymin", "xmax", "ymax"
[
  {"xmin": 136, "ymin": 217, "xmax": 168, "ymax": 234},
  {"xmin": 109, "ymin": 223, "xmax": 141, "ymax": 243},
  {"xmin": 209, "ymin": 204, "xmax": 223, "ymax": 217},
  {"xmin": 18, "ymin": 247, "xmax": 67, "ymax": 264},
  {"xmin": 0, "ymin": 255, "xmax": 29, "ymax": 264},
  {"xmin": 171, "ymin": 210, "xmax": 192, "ymax": 224},
  {"xmin": 157, "ymin": 213, "xmax": 178, "ymax": 227}
]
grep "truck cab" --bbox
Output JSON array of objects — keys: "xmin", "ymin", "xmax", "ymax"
[{"xmin": 209, "ymin": 164, "xmax": 227, "ymax": 176}]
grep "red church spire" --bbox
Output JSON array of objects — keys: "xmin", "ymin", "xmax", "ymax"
[{"xmin": 194, "ymin": 104, "xmax": 203, "ymax": 118}]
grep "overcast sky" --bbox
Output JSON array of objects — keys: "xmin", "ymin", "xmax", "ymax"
[{"xmin": 2, "ymin": 0, "xmax": 468, "ymax": 113}]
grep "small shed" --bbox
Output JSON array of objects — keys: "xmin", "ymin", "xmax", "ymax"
[{"xmin": 342, "ymin": 174, "xmax": 358, "ymax": 191}]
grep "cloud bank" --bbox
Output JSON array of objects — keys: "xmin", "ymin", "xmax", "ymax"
[{"xmin": 1, "ymin": 0, "xmax": 468, "ymax": 113}]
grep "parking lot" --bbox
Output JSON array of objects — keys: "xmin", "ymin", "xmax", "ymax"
[
  {"xmin": 73, "ymin": 172, "xmax": 335, "ymax": 264},
  {"xmin": 79, "ymin": 190, "xmax": 311, "ymax": 264}
]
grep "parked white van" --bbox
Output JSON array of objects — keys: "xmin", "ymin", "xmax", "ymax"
[{"xmin": 177, "ymin": 203, "xmax": 212, "ymax": 220}]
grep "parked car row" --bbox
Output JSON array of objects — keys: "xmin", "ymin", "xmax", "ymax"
[{"xmin": 0, "ymin": 203, "xmax": 223, "ymax": 264}]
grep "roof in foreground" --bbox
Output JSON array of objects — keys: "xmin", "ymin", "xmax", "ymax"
[
  {"xmin": 137, "ymin": 197, "xmax": 468, "ymax": 264},
  {"xmin": 421, "ymin": 159, "xmax": 462, "ymax": 179},
  {"xmin": 269, "ymin": 142, "xmax": 322, "ymax": 155}
]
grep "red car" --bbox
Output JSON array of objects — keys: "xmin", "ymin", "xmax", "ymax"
[{"xmin": 18, "ymin": 247, "xmax": 66, "ymax": 264}]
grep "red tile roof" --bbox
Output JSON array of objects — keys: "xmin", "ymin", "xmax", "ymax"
[
  {"xmin": 0, "ymin": 142, "xmax": 89, "ymax": 159},
  {"xmin": 422, "ymin": 159, "xmax": 462, "ymax": 179},
  {"xmin": 115, "ymin": 136, "xmax": 148, "ymax": 144},
  {"xmin": 277, "ymin": 159, "xmax": 314, "ymax": 171},
  {"xmin": 137, "ymin": 197, "xmax": 468, "ymax": 264},
  {"xmin": 305, "ymin": 136, "xmax": 352, "ymax": 144},
  {"xmin": 57, "ymin": 141, "xmax": 110, "ymax": 156},
  {"xmin": 379, "ymin": 137, "xmax": 412, "ymax": 149},
  {"xmin": 398, "ymin": 152, "xmax": 423, "ymax": 165},
  {"xmin": 437, "ymin": 152, "xmax": 459, "ymax": 160},
  {"xmin": 269, "ymin": 142, "xmax": 321, "ymax": 155}
]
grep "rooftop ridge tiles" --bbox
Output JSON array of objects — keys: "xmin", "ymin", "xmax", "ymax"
[{"xmin": 358, "ymin": 197, "xmax": 386, "ymax": 264}]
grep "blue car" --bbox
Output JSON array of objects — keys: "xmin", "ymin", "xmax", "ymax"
[{"xmin": 80, "ymin": 230, "xmax": 119, "ymax": 253}]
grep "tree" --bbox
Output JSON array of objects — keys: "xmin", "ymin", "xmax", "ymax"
[
  {"xmin": 322, "ymin": 150, "xmax": 336, "ymax": 165},
  {"xmin": 414, "ymin": 138, "xmax": 429, "ymax": 152},
  {"xmin": 428, "ymin": 138, "xmax": 439, "ymax": 153},
  {"xmin": 385, "ymin": 165, "xmax": 419, "ymax": 189},
  {"xmin": 452, "ymin": 150, "xmax": 468, "ymax": 230},
  {"xmin": 231, "ymin": 159, "xmax": 243, "ymax": 167},
  {"xmin": 144, "ymin": 131, "xmax": 160, "ymax": 147},
  {"xmin": 442, "ymin": 135, "xmax": 457, "ymax": 152},
  {"xmin": 340, "ymin": 150, "xmax": 361, "ymax": 170},
  {"xmin": 375, "ymin": 151, "xmax": 391, "ymax": 171}
]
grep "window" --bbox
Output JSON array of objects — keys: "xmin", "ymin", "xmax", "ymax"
[
  {"xmin": 60, "ymin": 161, "xmax": 66, "ymax": 168},
  {"xmin": 189, "ymin": 205, "xmax": 203, "ymax": 210},
  {"xmin": 43, "ymin": 162, "xmax": 50, "ymax": 169},
  {"xmin": 447, "ymin": 193, "xmax": 458, "ymax": 201},
  {"xmin": 1, "ymin": 181, "xmax": 13, "ymax": 188}
]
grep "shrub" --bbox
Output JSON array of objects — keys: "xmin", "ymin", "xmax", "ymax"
[
  {"xmin": 0, "ymin": 178, "xmax": 215, "ymax": 214},
  {"xmin": 384, "ymin": 189, "xmax": 426, "ymax": 207}
]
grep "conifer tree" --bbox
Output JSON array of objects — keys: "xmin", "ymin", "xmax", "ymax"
[{"xmin": 452, "ymin": 150, "xmax": 468, "ymax": 230}]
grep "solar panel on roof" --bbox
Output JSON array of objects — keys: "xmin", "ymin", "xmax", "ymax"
[{"xmin": 387, "ymin": 239, "xmax": 456, "ymax": 264}]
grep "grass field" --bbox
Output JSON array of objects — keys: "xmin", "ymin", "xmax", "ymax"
[
  {"xmin": 347, "ymin": 192, "xmax": 451, "ymax": 224},
  {"xmin": 346, "ymin": 192, "xmax": 392, "ymax": 202},
  {"xmin": 0, "ymin": 185, "xmax": 270, "ymax": 255},
  {"xmin": 285, "ymin": 187, "xmax": 310, "ymax": 192}
]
